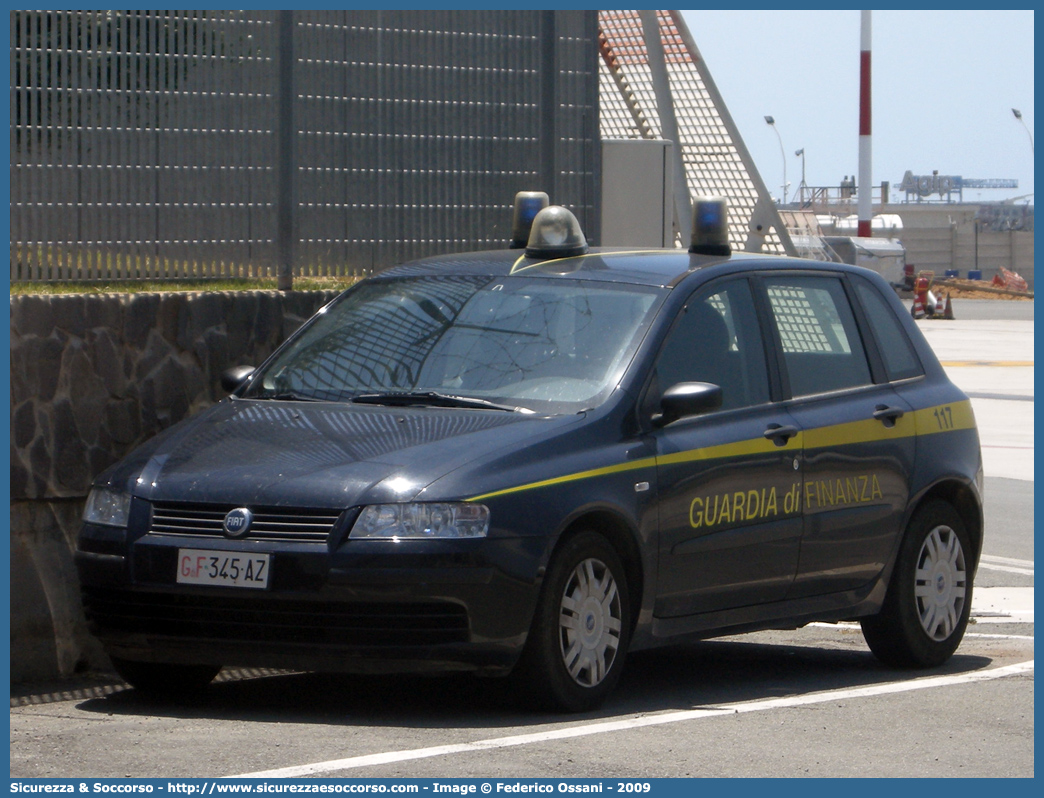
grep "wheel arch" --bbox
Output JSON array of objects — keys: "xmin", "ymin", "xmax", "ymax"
[
  {"xmin": 554, "ymin": 508, "xmax": 645, "ymax": 635},
  {"xmin": 910, "ymin": 478, "xmax": 984, "ymax": 567}
]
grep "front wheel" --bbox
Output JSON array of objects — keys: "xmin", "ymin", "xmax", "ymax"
[
  {"xmin": 861, "ymin": 500, "xmax": 973, "ymax": 668},
  {"xmin": 514, "ymin": 531, "xmax": 631, "ymax": 712},
  {"xmin": 111, "ymin": 657, "xmax": 222, "ymax": 697}
]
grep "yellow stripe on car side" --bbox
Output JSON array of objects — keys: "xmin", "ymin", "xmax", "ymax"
[
  {"xmin": 467, "ymin": 456, "xmax": 658, "ymax": 502},
  {"xmin": 803, "ymin": 413, "xmax": 914, "ymax": 450},
  {"xmin": 466, "ymin": 400, "xmax": 974, "ymax": 503}
]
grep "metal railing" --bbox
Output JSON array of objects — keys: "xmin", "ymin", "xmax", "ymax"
[{"xmin": 10, "ymin": 10, "xmax": 600, "ymax": 283}]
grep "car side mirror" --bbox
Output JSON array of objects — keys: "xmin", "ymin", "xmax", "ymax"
[
  {"xmin": 221, "ymin": 365, "xmax": 255, "ymax": 394},
  {"xmin": 652, "ymin": 382, "xmax": 722, "ymax": 427}
]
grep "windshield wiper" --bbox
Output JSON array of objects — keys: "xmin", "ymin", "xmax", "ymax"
[{"xmin": 352, "ymin": 391, "xmax": 529, "ymax": 413}]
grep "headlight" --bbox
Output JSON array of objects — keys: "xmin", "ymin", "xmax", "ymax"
[
  {"xmin": 350, "ymin": 503, "xmax": 489, "ymax": 539},
  {"xmin": 83, "ymin": 488, "xmax": 131, "ymax": 528}
]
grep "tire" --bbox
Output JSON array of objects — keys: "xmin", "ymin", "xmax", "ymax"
[
  {"xmin": 514, "ymin": 531, "xmax": 631, "ymax": 713},
  {"xmin": 861, "ymin": 500, "xmax": 973, "ymax": 668},
  {"xmin": 111, "ymin": 657, "xmax": 221, "ymax": 697}
]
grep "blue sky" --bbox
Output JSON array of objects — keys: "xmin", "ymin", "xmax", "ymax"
[{"xmin": 679, "ymin": 9, "xmax": 1035, "ymax": 206}]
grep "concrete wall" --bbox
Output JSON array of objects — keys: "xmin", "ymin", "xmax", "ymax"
[
  {"xmin": 880, "ymin": 204, "xmax": 1035, "ymax": 288},
  {"xmin": 9, "ymin": 290, "xmax": 340, "ymax": 682}
]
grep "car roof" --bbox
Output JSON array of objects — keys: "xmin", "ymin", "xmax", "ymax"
[{"xmin": 379, "ymin": 247, "xmax": 864, "ymax": 288}]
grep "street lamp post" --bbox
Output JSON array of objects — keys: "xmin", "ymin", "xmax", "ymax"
[
  {"xmin": 764, "ymin": 115, "xmax": 787, "ymax": 205},
  {"xmin": 795, "ymin": 148, "xmax": 806, "ymax": 203},
  {"xmin": 1012, "ymin": 108, "xmax": 1034, "ymax": 154}
]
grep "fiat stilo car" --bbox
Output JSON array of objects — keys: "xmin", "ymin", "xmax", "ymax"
[{"xmin": 76, "ymin": 197, "xmax": 983, "ymax": 712}]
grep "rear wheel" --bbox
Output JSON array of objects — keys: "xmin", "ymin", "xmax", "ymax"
[
  {"xmin": 111, "ymin": 657, "xmax": 221, "ymax": 697},
  {"xmin": 514, "ymin": 531, "xmax": 631, "ymax": 713},
  {"xmin": 861, "ymin": 501, "xmax": 973, "ymax": 668}
]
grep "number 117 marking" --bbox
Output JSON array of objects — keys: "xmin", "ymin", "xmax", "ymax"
[{"xmin": 933, "ymin": 406, "xmax": 954, "ymax": 430}]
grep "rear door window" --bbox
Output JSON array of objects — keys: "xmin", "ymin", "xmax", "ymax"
[{"xmin": 764, "ymin": 276, "xmax": 872, "ymax": 397}]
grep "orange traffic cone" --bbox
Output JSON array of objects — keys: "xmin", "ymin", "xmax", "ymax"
[
  {"xmin": 911, "ymin": 275, "xmax": 930, "ymax": 319},
  {"xmin": 943, "ymin": 293, "xmax": 955, "ymax": 320},
  {"xmin": 911, "ymin": 291, "xmax": 925, "ymax": 319}
]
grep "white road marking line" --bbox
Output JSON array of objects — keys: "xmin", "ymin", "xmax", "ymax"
[
  {"xmin": 981, "ymin": 554, "xmax": 1034, "ymax": 568},
  {"xmin": 978, "ymin": 563, "xmax": 1035, "ymax": 576},
  {"xmin": 808, "ymin": 622, "xmax": 1036, "ymax": 639},
  {"xmin": 979, "ymin": 555, "xmax": 1034, "ymax": 576},
  {"xmin": 965, "ymin": 632, "xmax": 1035, "ymax": 640},
  {"xmin": 228, "ymin": 660, "xmax": 1033, "ymax": 779},
  {"xmin": 809, "ymin": 620, "xmax": 854, "ymax": 626}
]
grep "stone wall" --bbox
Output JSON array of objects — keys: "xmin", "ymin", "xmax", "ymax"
[{"xmin": 9, "ymin": 290, "xmax": 340, "ymax": 682}]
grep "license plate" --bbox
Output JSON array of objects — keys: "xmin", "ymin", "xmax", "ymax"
[{"xmin": 176, "ymin": 549, "xmax": 270, "ymax": 589}]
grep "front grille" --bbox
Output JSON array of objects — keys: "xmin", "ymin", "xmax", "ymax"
[
  {"xmin": 82, "ymin": 587, "xmax": 470, "ymax": 647},
  {"xmin": 150, "ymin": 503, "xmax": 343, "ymax": 544}
]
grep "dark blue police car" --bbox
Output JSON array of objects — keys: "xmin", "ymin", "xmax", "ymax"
[{"xmin": 76, "ymin": 196, "xmax": 983, "ymax": 711}]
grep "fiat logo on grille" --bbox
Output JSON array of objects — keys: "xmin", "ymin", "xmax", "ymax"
[{"xmin": 223, "ymin": 508, "xmax": 253, "ymax": 539}]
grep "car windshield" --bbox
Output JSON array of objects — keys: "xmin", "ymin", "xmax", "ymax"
[{"xmin": 244, "ymin": 274, "xmax": 664, "ymax": 414}]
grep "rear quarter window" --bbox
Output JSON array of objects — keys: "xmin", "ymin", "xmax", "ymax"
[{"xmin": 852, "ymin": 278, "xmax": 924, "ymax": 381}]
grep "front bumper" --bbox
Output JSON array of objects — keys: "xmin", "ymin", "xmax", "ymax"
[{"xmin": 75, "ymin": 524, "xmax": 548, "ymax": 676}]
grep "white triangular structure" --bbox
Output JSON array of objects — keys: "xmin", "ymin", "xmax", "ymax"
[{"xmin": 598, "ymin": 10, "xmax": 795, "ymax": 255}]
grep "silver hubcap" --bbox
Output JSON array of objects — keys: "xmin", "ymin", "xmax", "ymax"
[
  {"xmin": 914, "ymin": 524, "xmax": 967, "ymax": 641},
  {"xmin": 559, "ymin": 557, "xmax": 622, "ymax": 687}
]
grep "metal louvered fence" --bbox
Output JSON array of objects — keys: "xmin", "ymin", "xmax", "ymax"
[{"xmin": 10, "ymin": 10, "xmax": 600, "ymax": 283}]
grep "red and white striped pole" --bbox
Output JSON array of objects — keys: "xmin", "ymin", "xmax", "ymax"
[{"xmin": 857, "ymin": 10, "xmax": 872, "ymax": 238}]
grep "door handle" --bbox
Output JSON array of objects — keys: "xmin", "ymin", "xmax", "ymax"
[
  {"xmin": 764, "ymin": 423, "xmax": 799, "ymax": 446},
  {"xmin": 873, "ymin": 404, "xmax": 905, "ymax": 427}
]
